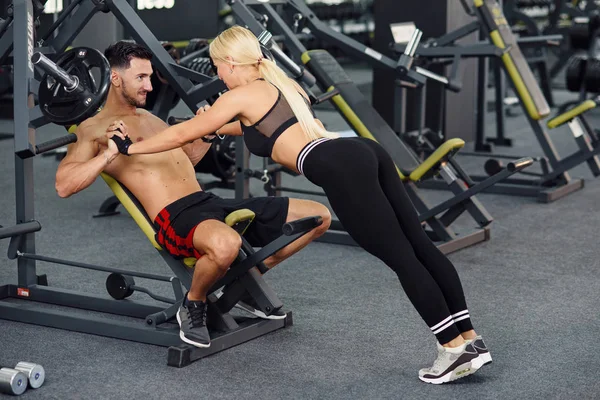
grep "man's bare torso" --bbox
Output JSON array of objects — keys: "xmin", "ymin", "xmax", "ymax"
[{"xmin": 83, "ymin": 109, "xmax": 202, "ymax": 221}]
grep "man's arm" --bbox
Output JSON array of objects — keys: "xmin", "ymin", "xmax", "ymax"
[
  {"xmin": 183, "ymin": 120, "xmax": 241, "ymax": 166},
  {"xmin": 182, "ymin": 139, "xmax": 212, "ymax": 167},
  {"xmin": 144, "ymin": 110, "xmax": 213, "ymax": 167},
  {"xmin": 55, "ymin": 124, "xmax": 119, "ymax": 198}
]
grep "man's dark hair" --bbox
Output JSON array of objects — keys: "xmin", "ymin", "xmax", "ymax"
[{"xmin": 104, "ymin": 41, "xmax": 153, "ymax": 69}]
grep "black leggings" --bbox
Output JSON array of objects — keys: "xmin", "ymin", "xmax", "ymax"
[{"xmin": 299, "ymin": 137, "xmax": 474, "ymax": 344}]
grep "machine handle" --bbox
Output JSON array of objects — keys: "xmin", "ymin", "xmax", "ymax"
[
  {"xmin": 282, "ymin": 216, "xmax": 323, "ymax": 235},
  {"xmin": 35, "ymin": 134, "xmax": 77, "ymax": 154},
  {"xmin": 507, "ymin": 157, "xmax": 535, "ymax": 172},
  {"xmin": 167, "ymin": 116, "xmax": 192, "ymax": 125}
]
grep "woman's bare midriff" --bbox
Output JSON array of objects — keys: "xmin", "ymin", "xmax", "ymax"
[{"xmin": 270, "ymin": 125, "xmax": 315, "ymax": 173}]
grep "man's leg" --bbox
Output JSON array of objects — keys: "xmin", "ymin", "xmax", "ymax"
[
  {"xmin": 189, "ymin": 220, "xmax": 242, "ymax": 301},
  {"xmin": 177, "ymin": 219, "xmax": 241, "ymax": 348},
  {"xmin": 262, "ymin": 198, "xmax": 331, "ymax": 268},
  {"xmin": 231, "ymin": 198, "xmax": 330, "ymax": 320}
]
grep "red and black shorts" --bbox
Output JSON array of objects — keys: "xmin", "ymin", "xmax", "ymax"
[{"xmin": 153, "ymin": 191, "xmax": 289, "ymax": 259}]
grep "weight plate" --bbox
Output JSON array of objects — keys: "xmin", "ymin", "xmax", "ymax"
[
  {"xmin": 565, "ymin": 56, "xmax": 587, "ymax": 92},
  {"xmin": 569, "ymin": 22, "xmax": 591, "ymax": 50},
  {"xmin": 585, "ymin": 57, "xmax": 600, "ymax": 93},
  {"xmin": 184, "ymin": 38, "xmax": 210, "ymax": 58},
  {"xmin": 484, "ymin": 159, "xmax": 504, "ymax": 176},
  {"xmin": 105, "ymin": 273, "xmax": 135, "ymax": 300},
  {"xmin": 38, "ymin": 47, "xmax": 110, "ymax": 125},
  {"xmin": 194, "ymin": 135, "xmax": 236, "ymax": 180}
]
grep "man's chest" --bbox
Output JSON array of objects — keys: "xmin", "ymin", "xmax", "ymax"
[{"xmin": 94, "ymin": 118, "xmax": 158, "ymax": 146}]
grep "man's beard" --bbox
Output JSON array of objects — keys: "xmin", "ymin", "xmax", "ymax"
[{"xmin": 121, "ymin": 80, "xmax": 146, "ymax": 107}]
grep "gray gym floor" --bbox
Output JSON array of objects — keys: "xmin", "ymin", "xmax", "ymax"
[{"xmin": 1, "ymin": 63, "xmax": 599, "ymax": 399}]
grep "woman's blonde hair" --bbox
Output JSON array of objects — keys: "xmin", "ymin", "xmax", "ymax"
[{"xmin": 209, "ymin": 25, "xmax": 337, "ymax": 141}]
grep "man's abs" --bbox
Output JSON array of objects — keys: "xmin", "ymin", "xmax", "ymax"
[{"xmin": 115, "ymin": 162, "xmax": 202, "ymax": 221}]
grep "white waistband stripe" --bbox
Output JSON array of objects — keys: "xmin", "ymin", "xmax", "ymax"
[{"xmin": 296, "ymin": 138, "xmax": 331, "ymax": 175}]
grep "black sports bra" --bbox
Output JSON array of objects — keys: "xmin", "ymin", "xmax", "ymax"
[{"xmin": 241, "ymin": 81, "xmax": 315, "ymax": 158}]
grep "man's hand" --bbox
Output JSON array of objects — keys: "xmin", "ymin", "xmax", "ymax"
[
  {"xmin": 107, "ymin": 120, "xmax": 129, "ymax": 137},
  {"xmin": 103, "ymin": 137, "xmax": 120, "ymax": 164},
  {"xmin": 106, "ymin": 120, "xmax": 133, "ymax": 156},
  {"xmin": 196, "ymin": 104, "xmax": 211, "ymax": 115}
]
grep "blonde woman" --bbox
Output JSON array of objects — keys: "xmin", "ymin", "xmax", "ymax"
[{"xmin": 107, "ymin": 26, "xmax": 491, "ymax": 384}]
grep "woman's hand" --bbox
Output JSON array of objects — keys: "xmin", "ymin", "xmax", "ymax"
[{"xmin": 106, "ymin": 120, "xmax": 133, "ymax": 156}]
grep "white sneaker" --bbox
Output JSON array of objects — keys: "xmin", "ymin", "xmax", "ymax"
[
  {"xmin": 418, "ymin": 342, "xmax": 480, "ymax": 384},
  {"xmin": 466, "ymin": 335, "xmax": 493, "ymax": 369}
]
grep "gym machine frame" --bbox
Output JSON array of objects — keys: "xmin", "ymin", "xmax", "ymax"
[
  {"xmin": 414, "ymin": 0, "xmax": 594, "ymax": 203},
  {"xmin": 0, "ymin": 0, "xmax": 306, "ymax": 367},
  {"xmin": 504, "ymin": 0, "xmax": 586, "ymax": 79},
  {"xmin": 360, "ymin": 0, "xmax": 589, "ymax": 203}
]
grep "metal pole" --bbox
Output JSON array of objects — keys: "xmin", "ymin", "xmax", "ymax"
[{"xmin": 13, "ymin": 0, "xmax": 38, "ymax": 287}]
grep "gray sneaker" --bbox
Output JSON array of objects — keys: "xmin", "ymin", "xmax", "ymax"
[
  {"xmin": 468, "ymin": 335, "xmax": 492, "ymax": 369},
  {"xmin": 419, "ymin": 342, "xmax": 479, "ymax": 384},
  {"xmin": 176, "ymin": 299, "xmax": 211, "ymax": 348}
]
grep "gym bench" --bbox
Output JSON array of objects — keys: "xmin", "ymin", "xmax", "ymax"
[
  {"xmin": 0, "ymin": 170, "xmax": 322, "ymax": 367},
  {"xmin": 0, "ymin": 0, "xmax": 322, "ymax": 367}
]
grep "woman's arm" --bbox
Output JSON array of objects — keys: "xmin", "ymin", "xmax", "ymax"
[
  {"xmin": 122, "ymin": 91, "xmax": 243, "ymax": 156},
  {"xmin": 217, "ymin": 120, "xmax": 242, "ymax": 136}
]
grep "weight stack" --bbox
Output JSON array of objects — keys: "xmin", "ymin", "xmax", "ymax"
[{"xmin": 565, "ymin": 55, "xmax": 600, "ymax": 94}]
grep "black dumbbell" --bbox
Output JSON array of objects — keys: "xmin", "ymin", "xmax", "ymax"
[{"xmin": 565, "ymin": 55, "xmax": 587, "ymax": 92}]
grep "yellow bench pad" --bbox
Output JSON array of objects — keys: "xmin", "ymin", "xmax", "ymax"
[
  {"xmin": 409, "ymin": 138, "xmax": 465, "ymax": 181},
  {"xmin": 547, "ymin": 100, "xmax": 597, "ymax": 129}
]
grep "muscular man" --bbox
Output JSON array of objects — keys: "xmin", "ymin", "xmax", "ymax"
[{"xmin": 55, "ymin": 41, "xmax": 331, "ymax": 349}]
